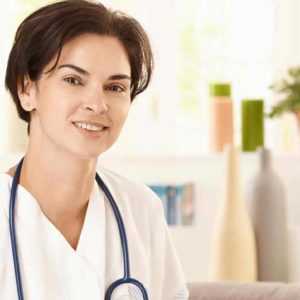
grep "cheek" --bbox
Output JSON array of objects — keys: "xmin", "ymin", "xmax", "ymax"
[
  {"xmin": 114, "ymin": 104, "xmax": 130, "ymax": 127},
  {"xmin": 37, "ymin": 93, "xmax": 73, "ymax": 127}
]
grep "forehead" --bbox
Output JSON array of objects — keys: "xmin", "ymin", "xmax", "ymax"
[{"xmin": 50, "ymin": 33, "xmax": 131, "ymax": 76}]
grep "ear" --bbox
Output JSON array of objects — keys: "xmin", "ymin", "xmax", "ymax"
[{"xmin": 18, "ymin": 76, "xmax": 37, "ymax": 112}]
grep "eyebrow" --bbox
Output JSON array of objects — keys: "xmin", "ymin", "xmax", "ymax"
[{"xmin": 58, "ymin": 64, "xmax": 131, "ymax": 81}]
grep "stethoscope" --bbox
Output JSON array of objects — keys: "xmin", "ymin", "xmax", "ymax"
[{"xmin": 9, "ymin": 158, "xmax": 149, "ymax": 300}]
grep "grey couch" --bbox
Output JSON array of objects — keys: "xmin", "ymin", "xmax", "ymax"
[{"xmin": 188, "ymin": 282, "xmax": 300, "ymax": 300}]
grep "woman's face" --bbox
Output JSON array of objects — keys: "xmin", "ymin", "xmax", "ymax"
[{"xmin": 24, "ymin": 33, "xmax": 132, "ymax": 159}]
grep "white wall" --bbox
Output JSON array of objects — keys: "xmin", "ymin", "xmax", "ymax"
[
  {"xmin": 1, "ymin": 152, "xmax": 300, "ymax": 283},
  {"xmin": 96, "ymin": 153, "xmax": 300, "ymax": 283}
]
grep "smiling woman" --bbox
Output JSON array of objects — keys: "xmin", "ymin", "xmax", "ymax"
[
  {"xmin": 16, "ymin": 33, "xmax": 133, "ymax": 158},
  {"xmin": 0, "ymin": 1, "xmax": 189, "ymax": 299}
]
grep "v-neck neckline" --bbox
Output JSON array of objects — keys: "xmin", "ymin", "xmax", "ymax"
[
  {"xmin": 0, "ymin": 172, "xmax": 107, "ymax": 299},
  {"xmin": 0, "ymin": 172, "xmax": 105, "ymax": 258}
]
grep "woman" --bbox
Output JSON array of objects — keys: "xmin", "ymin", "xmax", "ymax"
[{"xmin": 0, "ymin": 0, "xmax": 189, "ymax": 299}]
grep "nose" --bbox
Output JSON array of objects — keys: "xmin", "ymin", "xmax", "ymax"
[{"xmin": 82, "ymin": 93, "xmax": 109, "ymax": 114}]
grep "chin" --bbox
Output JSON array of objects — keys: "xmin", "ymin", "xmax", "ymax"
[{"xmin": 68, "ymin": 144, "xmax": 111, "ymax": 161}]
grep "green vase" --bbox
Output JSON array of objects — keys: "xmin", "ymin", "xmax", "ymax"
[{"xmin": 241, "ymin": 99, "xmax": 264, "ymax": 152}]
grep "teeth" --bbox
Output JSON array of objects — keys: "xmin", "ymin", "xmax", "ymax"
[{"xmin": 74, "ymin": 122, "xmax": 104, "ymax": 131}]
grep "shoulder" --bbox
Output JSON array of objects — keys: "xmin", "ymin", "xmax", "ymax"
[
  {"xmin": 0, "ymin": 174, "xmax": 11, "ymax": 245},
  {"xmin": 0, "ymin": 173, "xmax": 12, "ymax": 221},
  {"xmin": 97, "ymin": 166, "xmax": 164, "ymax": 214},
  {"xmin": 0, "ymin": 173, "xmax": 12, "ymax": 212}
]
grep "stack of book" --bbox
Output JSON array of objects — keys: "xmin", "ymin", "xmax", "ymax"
[{"xmin": 148, "ymin": 183, "xmax": 195, "ymax": 226}]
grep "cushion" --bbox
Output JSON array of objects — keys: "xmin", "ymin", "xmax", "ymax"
[{"xmin": 188, "ymin": 281, "xmax": 300, "ymax": 300}]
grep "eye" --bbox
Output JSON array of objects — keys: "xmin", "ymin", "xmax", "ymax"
[
  {"xmin": 106, "ymin": 84, "xmax": 126, "ymax": 93},
  {"xmin": 63, "ymin": 76, "xmax": 83, "ymax": 86}
]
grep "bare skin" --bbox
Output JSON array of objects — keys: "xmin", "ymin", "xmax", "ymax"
[
  {"xmin": 6, "ymin": 162, "xmax": 91, "ymax": 250},
  {"xmin": 7, "ymin": 34, "xmax": 131, "ymax": 250}
]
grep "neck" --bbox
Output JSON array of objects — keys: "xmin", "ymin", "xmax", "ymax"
[{"xmin": 19, "ymin": 142, "xmax": 97, "ymax": 226}]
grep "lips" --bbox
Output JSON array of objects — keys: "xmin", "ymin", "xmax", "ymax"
[
  {"xmin": 72, "ymin": 121, "xmax": 109, "ymax": 138},
  {"xmin": 73, "ymin": 121, "xmax": 105, "ymax": 131}
]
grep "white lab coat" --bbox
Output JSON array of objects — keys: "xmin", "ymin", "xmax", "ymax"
[{"xmin": 0, "ymin": 166, "xmax": 189, "ymax": 299}]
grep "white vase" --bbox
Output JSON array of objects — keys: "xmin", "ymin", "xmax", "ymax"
[
  {"xmin": 246, "ymin": 148, "xmax": 288, "ymax": 282},
  {"xmin": 210, "ymin": 145, "xmax": 257, "ymax": 281}
]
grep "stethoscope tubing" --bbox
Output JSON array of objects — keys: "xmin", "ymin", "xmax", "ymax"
[
  {"xmin": 9, "ymin": 158, "xmax": 148, "ymax": 300},
  {"xmin": 9, "ymin": 158, "xmax": 25, "ymax": 300}
]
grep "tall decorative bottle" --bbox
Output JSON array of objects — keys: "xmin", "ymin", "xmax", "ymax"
[
  {"xmin": 210, "ymin": 145, "xmax": 257, "ymax": 281},
  {"xmin": 209, "ymin": 83, "xmax": 234, "ymax": 152},
  {"xmin": 246, "ymin": 148, "xmax": 288, "ymax": 282},
  {"xmin": 241, "ymin": 99, "xmax": 264, "ymax": 152}
]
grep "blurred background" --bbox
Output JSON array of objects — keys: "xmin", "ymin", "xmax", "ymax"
[
  {"xmin": 1, "ymin": 0, "xmax": 300, "ymax": 156},
  {"xmin": 1, "ymin": 0, "xmax": 300, "ymax": 285}
]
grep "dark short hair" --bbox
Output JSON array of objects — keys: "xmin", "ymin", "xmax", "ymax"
[{"xmin": 5, "ymin": 0, "xmax": 153, "ymax": 131}]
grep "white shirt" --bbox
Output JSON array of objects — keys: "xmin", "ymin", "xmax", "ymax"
[{"xmin": 0, "ymin": 167, "xmax": 189, "ymax": 299}]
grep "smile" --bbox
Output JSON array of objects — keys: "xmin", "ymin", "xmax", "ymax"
[
  {"xmin": 73, "ymin": 121, "xmax": 107, "ymax": 132},
  {"xmin": 72, "ymin": 121, "xmax": 109, "ymax": 138}
]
